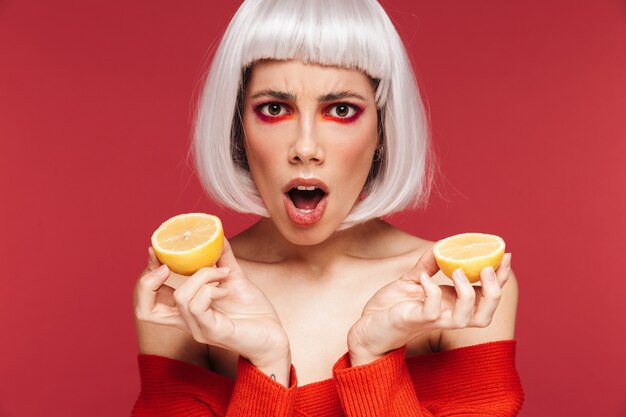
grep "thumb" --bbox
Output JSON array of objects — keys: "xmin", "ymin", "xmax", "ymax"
[
  {"xmin": 403, "ymin": 245, "xmax": 440, "ymax": 282},
  {"xmin": 216, "ymin": 238, "xmax": 243, "ymax": 275}
]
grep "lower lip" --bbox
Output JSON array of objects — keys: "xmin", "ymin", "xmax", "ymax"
[{"xmin": 283, "ymin": 193, "xmax": 328, "ymax": 226}]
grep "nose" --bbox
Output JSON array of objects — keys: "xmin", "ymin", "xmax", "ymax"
[{"xmin": 288, "ymin": 117, "xmax": 324, "ymax": 165}]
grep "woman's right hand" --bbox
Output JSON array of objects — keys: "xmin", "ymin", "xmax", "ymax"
[{"xmin": 134, "ymin": 238, "xmax": 291, "ymax": 383}]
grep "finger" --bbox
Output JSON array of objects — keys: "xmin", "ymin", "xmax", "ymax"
[
  {"xmin": 216, "ymin": 238, "xmax": 244, "ymax": 275},
  {"xmin": 470, "ymin": 266, "xmax": 502, "ymax": 327},
  {"xmin": 175, "ymin": 267, "xmax": 230, "ymax": 302},
  {"xmin": 188, "ymin": 284, "xmax": 230, "ymax": 325},
  {"xmin": 135, "ymin": 264, "xmax": 170, "ymax": 319},
  {"xmin": 450, "ymin": 269, "xmax": 476, "ymax": 328},
  {"xmin": 163, "ymin": 270, "xmax": 188, "ymax": 290},
  {"xmin": 495, "ymin": 253, "xmax": 512, "ymax": 287},
  {"xmin": 148, "ymin": 303, "xmax": 188, "ymax": 330},
  {"xmin": 419, "ymin": 272, "xmax": 442, "ymax": 322},
  {"xmin": 174, "ymin": 267, "xmax": 230, "ymax": 334},
  {"xmin": 188, "ymin": 285, "xmax": 230, "ymax": 338},
  {"xmin": 136, "ymin": 262, "xmax": 189, "ymax": 331},
  {"xmin": 147, "ymin": 246, "xmax": 162, "ymax": 271},
  {"xmin": 403, "ymin": 245, "xmax": 440, "ymax": 282}
]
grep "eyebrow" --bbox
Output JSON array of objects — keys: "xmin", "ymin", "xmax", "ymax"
[
  {"xmin": 250, "ymin": 89, "xmax": 296, "ymax": 101},
  {"xmin": 249, "ymin": 89, "xmax": 368, "ymax": 102},
  {"xmin": 318, "ymin": 91, "xmax": 368, "ymax": 102}
]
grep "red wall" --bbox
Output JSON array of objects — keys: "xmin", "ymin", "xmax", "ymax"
[{"xmin": 1, "ymin": 1, "xmax": 625, "ymax": 415}]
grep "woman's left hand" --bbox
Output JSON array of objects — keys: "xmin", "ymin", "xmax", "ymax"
[{"xmin": 346, "ymin": 248, "xmax": 512, "ymax": 366}]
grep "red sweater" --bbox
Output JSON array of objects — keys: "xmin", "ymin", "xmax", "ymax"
[{"xmin": 132, "ymin": 340, "xmax": 523, "ymax": 416}]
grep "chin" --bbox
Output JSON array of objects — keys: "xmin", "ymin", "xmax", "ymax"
[
  {"xmin": 272, "ymin": 214, "xmax": 341, "ymax": 247},
  {"xmin": 284, "ymin": 223, "xmax": 336, "ymax": 246}
]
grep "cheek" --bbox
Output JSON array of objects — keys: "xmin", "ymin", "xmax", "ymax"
[
  {"xmin": 339, "ymin": 144, "xmax": 374, "ymax": 170},
  {"xmin": 245, "ymin": 140, "xmax": 280, "ymax": 194},
  {"xmin": 333, "ymin": 124, "xmax": 377, "ymax": 168},
  {"xmin": 243, "ymin": 115, "xmax": 281, "ymax": 166},
  {"xmin": 245, "ymin": 138, "xmax": 274, "ymax": 164},
  {"xmin": 331, "ymin": 132, "xmax": 377, "ymax": 196},
  {"xmin": 242, "ymin": 121, "xmax": 287, "ymax": 199}
]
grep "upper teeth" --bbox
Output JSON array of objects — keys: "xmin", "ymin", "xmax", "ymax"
[{"xmin": 296, "ymin": 186, "xmax": 317, "ymax": 191}]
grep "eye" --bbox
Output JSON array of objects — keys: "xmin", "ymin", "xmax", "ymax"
[
  {"xmin": 258, "ymin": 102, "xmax": 289, "ymax": 117},
  {"xmin": 327, "ymin": 103, "xmax": 358, "ymax": 118}
]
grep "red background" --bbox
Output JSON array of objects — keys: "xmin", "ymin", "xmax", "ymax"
[{"xmin": 1, "ymin": 1, "xmax": 625, "ymax": 416}]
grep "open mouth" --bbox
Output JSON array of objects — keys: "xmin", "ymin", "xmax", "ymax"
[
  {"xmin": 287, "ymin": 186, "xmax": 326, "ymax": 211},
  {"xmin": 282, "ymin": 179, "xmax": 329, "ymax": 226}
]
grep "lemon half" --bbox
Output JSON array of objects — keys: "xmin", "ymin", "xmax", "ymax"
[
  {"xmin": 151, "ymin": 213, "xmax": 224, "ymax": 276},
  {"xmin": 433, "ymin": 233, "xmax": 505, "ymax": 283}
]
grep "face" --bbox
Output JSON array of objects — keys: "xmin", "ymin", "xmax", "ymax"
[{"xmin": 242, "ymin": 60, "xmax": 379, "ymax": 245}]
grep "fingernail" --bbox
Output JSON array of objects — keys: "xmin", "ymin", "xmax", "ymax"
[
  {"xmin": 453, "ymin": 269, "xmax": 467, "ymax": 282},
  {"xmin": 157, "ymin": 264, "xmax": 168, "ymax": 274},
  {"xmin": 503, "ymin": 253, "xmax": 512, "ymax": 269},
  {"xmin": 216, "ymin": 267, "xmax": 230, "ymax": 274},
  {"xmin": 485, "ymin": 266, "xmax": 496, "ymax": 281},
  {"xmin": 420, "ymin": 272, "xmax": 430, "ymax": 283}
]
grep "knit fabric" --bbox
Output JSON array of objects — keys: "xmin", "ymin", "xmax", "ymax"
[{"xmin": 132, "ymin": 340, "xmax": 523, "ymax": 416}]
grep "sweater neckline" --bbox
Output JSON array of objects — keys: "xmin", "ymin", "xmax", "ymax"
[
  {"xmin": 139, "ymin": 340, "xmax": 516, "ymax": 392},
  {"xmin": 295, "ymin": 340, "xmax": 515, "ymax": 390}
]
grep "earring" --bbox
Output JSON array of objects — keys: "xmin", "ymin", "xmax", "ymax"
[{"xmin": 373, "ymin": 144, "xmax": 384, "ymax": 161}]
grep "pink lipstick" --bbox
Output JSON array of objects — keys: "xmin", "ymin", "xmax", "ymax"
[{"xmin": 282, "ymin": 178, "xmax": 329, "ymax": 226}]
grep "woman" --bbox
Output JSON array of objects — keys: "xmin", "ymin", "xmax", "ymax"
[{"xmin": 132, "ymin": 0, "xmax": 523, "ymax": 415}]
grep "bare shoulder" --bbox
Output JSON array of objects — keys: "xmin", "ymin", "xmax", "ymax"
[
  {"xmin": 359, "ymin": 220, "xmax": 434, "ymax": 261},
  {"xmin": 133, "ymin": 268, "xmax": 210, "ymax": 369},
  {"xmin": 440, "ymin": 268, "xmax": 519, "ymax": 350}
]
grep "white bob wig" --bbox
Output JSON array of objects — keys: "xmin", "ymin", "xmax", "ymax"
[{"xmin": 193, "ymin": 0, "xmax": 432, "ymax": 229}]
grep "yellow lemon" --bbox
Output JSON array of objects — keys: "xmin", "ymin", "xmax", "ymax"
[
  {"xmin": 151, "ymin": 213, "xmax": 224, "ymax": 276},
  {"xmin": 433, "ymin": 233, "xmax": 505, "ymax": 283}
]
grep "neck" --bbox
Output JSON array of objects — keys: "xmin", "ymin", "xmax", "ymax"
[{"xmin": 245, "ymin": 217, "xmax": 389, "ymax": 272}]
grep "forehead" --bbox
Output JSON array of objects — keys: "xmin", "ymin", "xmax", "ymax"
[{"xmin": 245, "ymin": 60, "xmax": 375, "ymax": 98}]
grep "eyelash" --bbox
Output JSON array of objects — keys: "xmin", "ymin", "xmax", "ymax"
[{"xmin": 253, "ymin": 102, "xmax": 363, "ymax": 123}]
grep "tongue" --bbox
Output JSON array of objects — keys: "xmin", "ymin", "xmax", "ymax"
[{"xmin": 290, "ymin": 189, "xmax": 325, "ymax": 210}]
